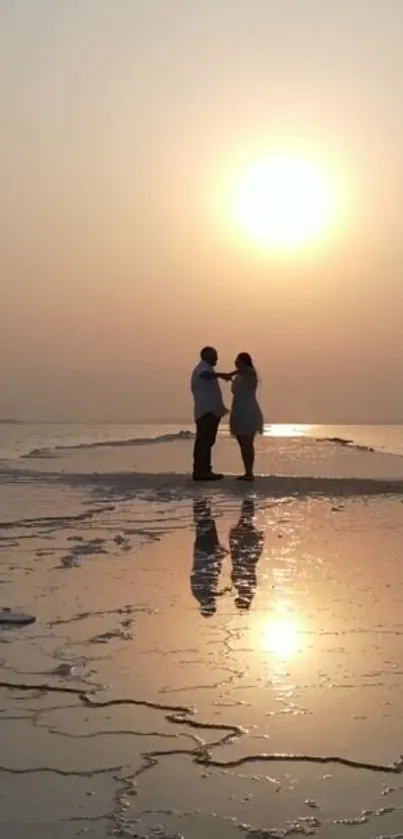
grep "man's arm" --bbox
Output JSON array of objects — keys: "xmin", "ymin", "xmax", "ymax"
[{"xmin": 199, "ymin": 371, "xmax": 232, "ymax": 381}]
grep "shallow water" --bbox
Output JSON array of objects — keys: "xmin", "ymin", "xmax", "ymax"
[
  {"xmin": 3, "ymin": 422, "xmax": 403, "ymax": 480},
  {"xmin": 2, "ymin": 486, "xmax": 403, "ymax": 837}
]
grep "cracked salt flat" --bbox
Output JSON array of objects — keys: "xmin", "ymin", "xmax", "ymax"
[{"xmin": 2, "ymin": 491, "xmax": 403, "ymax": 837}]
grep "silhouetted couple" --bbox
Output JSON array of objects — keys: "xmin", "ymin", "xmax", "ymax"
[
  {"xmin": 191, "ymin": 497, "xmax": 264, "ymax": 617},
  {"xmin": 191, "ymin": 346, "xmax": 264, "ymax": 481}
]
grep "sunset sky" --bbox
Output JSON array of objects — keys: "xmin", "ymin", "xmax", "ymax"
[{"xmin": 1, "ymin": 0, "xmax": 403, "ymax": 422}]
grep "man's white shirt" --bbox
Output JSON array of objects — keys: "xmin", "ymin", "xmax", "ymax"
[{"xmin": 191, "ymin": 360, "xmax": 225, "ymax": 421}]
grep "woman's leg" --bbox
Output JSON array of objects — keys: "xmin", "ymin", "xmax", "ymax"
[
  {"xmin": 243, "ymin": 434, "xmax": 255, "ymax": 478},
  {"xmin": 236, "ymin": 434, "xmax": 255, "ymax": 479}
]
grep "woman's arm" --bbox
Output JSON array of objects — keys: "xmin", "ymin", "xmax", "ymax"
[{"xmin": 237, "ymin": 367, "xmax": 257, "ymax": 379}]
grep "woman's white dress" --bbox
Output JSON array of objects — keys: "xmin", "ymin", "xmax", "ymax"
[{"xmin": 229, "ymin": 370, "xmax": 264, "ymax": 436}]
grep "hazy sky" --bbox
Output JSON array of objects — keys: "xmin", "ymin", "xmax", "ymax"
[{"xmin": 1, "ymin": 0, "xmax": 403, "ymax": 422}]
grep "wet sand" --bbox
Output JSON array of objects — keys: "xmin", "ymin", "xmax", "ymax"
[{"xmin": 2, "ymin": 492, "xmax": 403, "ymax": 837}]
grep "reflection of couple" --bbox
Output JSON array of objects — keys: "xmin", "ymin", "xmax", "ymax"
[
  {"xmin": 191, "ymin": 498, "xmax": 264, "ymax": 617},
  {"xmin": 191, "ymin": 346, "xmax": 264, "ymax": 482}
]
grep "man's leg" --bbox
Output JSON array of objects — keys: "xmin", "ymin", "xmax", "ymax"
[
  {"xmin": 193, "ymin": 414, "xmax": 210, "ymax": 477},
  {"xmin": 193, "ymin": 413, "xmax": 220, "ymax": 478},
  {"xmin": 205, "ymin": 413, "xmax": 220, "ymax": 474}
]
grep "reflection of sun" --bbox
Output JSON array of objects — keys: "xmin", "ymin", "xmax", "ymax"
[
  {"xmin": 233, "ymin": 154, "xmax": 337, "ymax": 250},
  {"xmin": 264, "ymin": 423, "xmax": 312, "ymax": 438},
  {"xmin": 261, "ymin": 609, "xmax": 302, "ymax": 660}
]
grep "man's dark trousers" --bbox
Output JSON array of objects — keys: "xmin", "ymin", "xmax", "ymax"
[{"xmin": 193, "ymin": 413, "xmax": 220, "ymax": 477}]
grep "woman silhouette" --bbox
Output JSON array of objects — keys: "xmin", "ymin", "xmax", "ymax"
[
  {"xmin": 229, "ymin": 352, "xmax": 264, "ymax": 481},
  {"xmin": 229, "ymin": 498, "xmax": 264, "ymax": 611}
]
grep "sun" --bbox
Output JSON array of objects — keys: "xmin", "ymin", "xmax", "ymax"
[{"xmin": 233, "ymin": 153, "xmax": 336, "ymax": 250}]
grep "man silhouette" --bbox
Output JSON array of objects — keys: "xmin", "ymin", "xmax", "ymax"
[
  {"xmin": 191, "ymin": 498, "xmax": 225, "ymax": 616},
  {"xmin": 190, "ymin": 346, "xmax": 231, "ymax": 481}
]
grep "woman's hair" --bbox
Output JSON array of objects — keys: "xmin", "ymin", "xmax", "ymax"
[
  {"xmin": 236, "ymin": 351, "xmax": 259, "ymax": 384},
  {"xmin": 237, "ymin": 352, "xmax": 255, "ymax": 369}
]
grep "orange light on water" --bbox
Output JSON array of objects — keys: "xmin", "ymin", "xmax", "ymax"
[
  {"xmin": 260, "ymin": 605, "xmax": 303, "ymax": 660},
  {"xmin": 263, "ymin": 424, "xmax": 312, "ymax": 437}
]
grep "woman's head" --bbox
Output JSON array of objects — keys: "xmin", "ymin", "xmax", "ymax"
[{"xmin": 235, "ymin": 352, "xmax": 254, "ymax": 370}]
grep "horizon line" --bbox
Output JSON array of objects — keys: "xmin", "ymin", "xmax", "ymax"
[{"xmin": 2, "ymin": 418, "xmax": 403, "ymax": 426}]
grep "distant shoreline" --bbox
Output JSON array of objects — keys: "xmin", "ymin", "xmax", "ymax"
[{"xmin": 2, "ymin": 419, "xmax": 403, "ymax": 426}]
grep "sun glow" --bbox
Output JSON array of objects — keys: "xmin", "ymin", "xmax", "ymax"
[
  {"xmin": 263, "ymin": 423, "xmax": 313, "ymax": 438},
  {"xmin": 261, "ymin": 608, "xmax": 302, "ymax": 660},
  {"xmin": 233, "ymin": 153, "xmax": 337, "ymax": 250}
]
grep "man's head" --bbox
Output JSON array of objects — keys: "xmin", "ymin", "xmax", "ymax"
[{"xmin": 200, "ymin": 346, "xmax": 218, "ymax": 367}]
